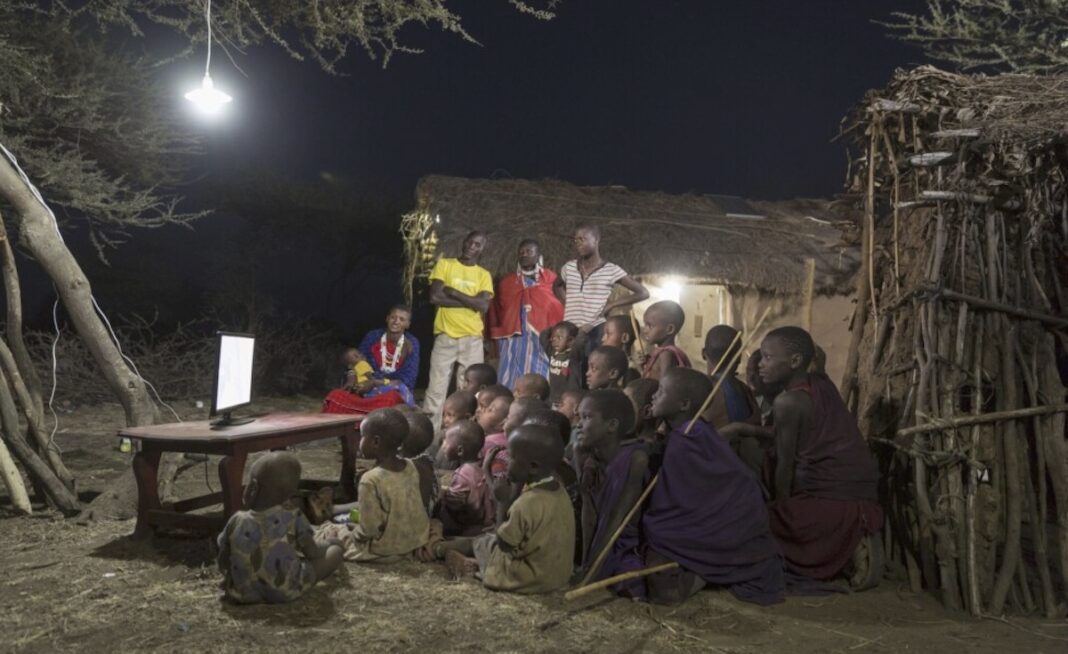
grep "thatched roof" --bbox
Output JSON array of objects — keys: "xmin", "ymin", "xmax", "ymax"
[
  {"xmin": 410, "ymin": 175, "xmax": 860, "ymax": 295},
  {"xmin": 850, "ymin": 66, "xmax": 1068, "ymax": 151}
]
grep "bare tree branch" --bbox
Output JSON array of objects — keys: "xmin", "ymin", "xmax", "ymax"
[{"xmin": 883, "ymin": 0, "xmax": 1068, "ymax": 74}]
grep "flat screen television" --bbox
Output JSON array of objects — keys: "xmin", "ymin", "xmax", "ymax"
[{"xmin": 210, "ymin": 331, "xmax": 256, "ymax": 427}]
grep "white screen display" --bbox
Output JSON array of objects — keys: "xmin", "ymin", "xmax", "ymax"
[{"xmin": 215, "ymin": 334, "xmax": 255, "ymax": 413}]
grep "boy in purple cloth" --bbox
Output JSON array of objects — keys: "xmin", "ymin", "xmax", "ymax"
[
  {"xmin": 642, "ymin": 367, "xmax": 785, "ymax": 606},
  {"xmin": 574, "ymin": 390, "xmax": 650, "ymax": 597},
  {"xmin": 758, "ymin": 326, "xmax": 883, "ymax": 589}
]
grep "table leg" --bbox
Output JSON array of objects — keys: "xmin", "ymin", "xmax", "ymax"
[
  {"xmin": 340, "ymin": 429, "xmax": 360, "ymax": 501},
  {"xmin": 132, "ymin": 446, "xmax": 162, "ymax": 539},
  {"xmin": 339, "ymin": 429, "xmax": 360, "ymax": 500},
  {"xmin": 218, "ymin": 448, "xmax": 248, "ymax": 518}
]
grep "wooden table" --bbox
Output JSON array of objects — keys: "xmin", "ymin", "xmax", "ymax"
[{"xmin": 122, "ymin": 412, "xmax": 361, "ymax": 539}]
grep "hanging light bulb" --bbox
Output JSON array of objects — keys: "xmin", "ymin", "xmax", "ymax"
[
  {"xmin": 185, "ymin": 74, "xmax": 232, "ymax": 112},
  {"xmin": 185, "ymin": 0, "xmax": 232, "ymax": 113}
]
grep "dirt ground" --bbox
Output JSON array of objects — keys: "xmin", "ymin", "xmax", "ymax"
[{"xmin": 2, "ymin": 398, "xmax": 1067, "ymax": 654}]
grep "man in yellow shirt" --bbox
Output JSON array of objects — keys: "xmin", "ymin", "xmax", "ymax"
[{"xmin": 423, "ymin": 231, "xmax": 494, "ymax": 428}]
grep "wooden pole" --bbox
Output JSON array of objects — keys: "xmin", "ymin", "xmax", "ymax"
[
  {"xmin": 578, "ymin": 473, "xmax": 660, "ymax": 586},
  {"xmin": 801, "ymin": 257, "xmax": 815, "ymax": 332},
  {"xmin": 923, "ymin": 286, "xmax": 1068, "ymax": 329},
  {"xmin": 686, "ymin": 307, "xmax": 771, "ymax": 435},
  {"xmin": 895, "ymin": 403, "xmax": 1068, "ymax": 438},
  {"xmin": 565, "ymin": 562, "xmax": 679, "ymax": 601},
  {"xmin": 629, "ymin": 309, "xmax": 645, "ymax": 356},
  {"xmin": 0, "ymin": 430, "xmax": 30, "ymax": 514}
]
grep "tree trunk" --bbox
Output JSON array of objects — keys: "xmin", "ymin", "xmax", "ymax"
[
  {"xmin": 0, "ymin": 336, "xmax": 74, "ymax": 488},
  {"xmin": 0, "ymin": 145, "xmax": 160, "ymax": 520},
  {"xmin": 0, "ymin": 365, "xmax": 80, "ymax": 514},
  {"xmin": 0, "ymin": 150, "xmax": 159, "ymax": 429},
  {"xmin": 0, "ymin": 221, "xmax": 43, "ymax": 408},
  {"xmin": 0, "ymin": 428, "xmax": 31, "ymax": 514}
]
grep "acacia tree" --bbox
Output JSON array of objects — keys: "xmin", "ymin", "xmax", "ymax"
[
  {"xmin": 885, "ymin": 0, "xmax": 1068, "ymax": 73},
  {"xmin": 0, "ymin": 0, "xmax": 560, "ymax": 516}
]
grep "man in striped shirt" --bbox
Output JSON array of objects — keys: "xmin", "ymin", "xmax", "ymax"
[{"xmin": 553, "ymin": 224, "xmax": 648, "ymax": 353}]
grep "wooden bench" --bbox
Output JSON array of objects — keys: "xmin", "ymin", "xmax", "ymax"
[{"xmin": 122, "ymin": 412, "xmax": 362, "ymax": 539}]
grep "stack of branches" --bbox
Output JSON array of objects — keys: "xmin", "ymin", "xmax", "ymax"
[{"xmin": 839, "ymin": 66, "xmax": 1068, "ymax": 616}]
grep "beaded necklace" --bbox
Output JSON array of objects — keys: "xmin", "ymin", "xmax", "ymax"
[{"xmin": 379, "ymin": 332, "xmax": 405, "ymax": 373}]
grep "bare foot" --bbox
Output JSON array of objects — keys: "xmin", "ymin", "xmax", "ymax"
[
  {"xmin": 847, "ymin": 532, "xmax": 885, "ymax": 591},
  {"xmin": 444, "ymin": 549, "xmax": 478, "ymax": 581}
]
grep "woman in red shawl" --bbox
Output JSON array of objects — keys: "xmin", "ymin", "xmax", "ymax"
[{"xmin": 486, "ymin": 239, "xmax": 564, "ymax": 389}]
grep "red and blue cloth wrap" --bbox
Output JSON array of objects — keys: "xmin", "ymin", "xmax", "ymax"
[{"xmin": 322, "ymin": 330, "xmax": 419, "ymax": 414}]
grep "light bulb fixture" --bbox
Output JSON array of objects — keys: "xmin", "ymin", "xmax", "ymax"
[
  {"xmin": 185, "ymin": 74, "xmax": 232, "ymax": 112},
  {"xmin": 185, "ymin": 0, "xmax": 232, "ymax": 113},
  {"xmin": 656, "ymin": 276, "xmax": 682, "ymax": 303}
]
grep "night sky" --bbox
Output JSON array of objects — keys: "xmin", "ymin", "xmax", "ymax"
[
  {"xmin": 197, "ymin": 0, "xmax": 927, "ymax": 198},
  {"xmin": 36, "ymin": 1, "xmax": 929, "ymax": 344}
]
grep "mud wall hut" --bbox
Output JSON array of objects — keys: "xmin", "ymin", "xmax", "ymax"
[{"xmin": 401, "ymin": 175, "xmax": 861, "ymax": 381}]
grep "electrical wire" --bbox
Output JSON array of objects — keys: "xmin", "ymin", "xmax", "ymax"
[
  {"xmin": 48, "ymin": 297, "xmax": 61, "ymax": 448},
  {"xmin": 204, "ymin": 0, "xmax": 213, "ymax": 76},
  {"xmin": 0, "ymin": 143, "xmax": 183, "ymax": 434}
]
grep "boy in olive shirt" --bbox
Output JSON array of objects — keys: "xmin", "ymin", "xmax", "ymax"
[{"xmin": 436, "ymin": 424, "xmax": 575, "ymax": 593}]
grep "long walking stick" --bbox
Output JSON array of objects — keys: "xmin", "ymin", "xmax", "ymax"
[
  {"xmin": 628, "ymin": 309, "xmax": 646, "ymax": 356},
  {"xmin": 578, "ymin": 472, "xmax": 660, "ymax": 587},
  {"xmin": 684, "ymin": 307, "xmax": 771, "ymax": 435},
  {"xmin": 565, "ymin": 562, "xmax": 679, "ymax": 601},
  {"xmin": 570, "ymin": 308, "xmax": 772, "ymax": 595}
]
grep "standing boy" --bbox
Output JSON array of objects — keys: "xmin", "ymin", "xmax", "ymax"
[
  {"xmin": 424, "ymin": 231, "xmax": 494, "ymax": 428},
  {"xmin": 640, "ymin": 300, "xmax": 690, "ymax": 380},
  {"xmin": 554, "ymin": 225, "xmax": 648, "ymax": 353}
]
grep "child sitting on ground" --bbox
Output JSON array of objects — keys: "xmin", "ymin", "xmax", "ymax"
[
  {"xmin": 523, "ymin": 408, "xmax": 583, "ymax": 563},
  {"xmin": 461, "ymin": 363, "xmax": 498, "ymax": 394},
  {"xmin": 436, "ymin": 420, "xmax": 495, "ymax": 535},
  {"xmin": 399, "ymin": 408, "xmax": 439, "ymax": 517},
  {"xmin": 601, "ymin": 315, "xmax": 641, "ymax": 383},
  {"xmin": 558, "ymin": 389, "xmax": 585, "ymax": 430},
  {"xmin": 476, "ymin": 385, "xmax": 516, "ymax": 479},
  {"xmin": 574, "ymin": 390, "xmax": 650, "ymax": 597},
  {"xmin": 641, "ymin": 368, "xmax": 783, "ymax": 605},
  {"xmin": 586, "ymin": 345, "xmax": 631, "ymax": 390},
  {"xmin": 437, "ymin": 424, "xmax": 576, "ymax": 593},
  {"xmin": 341, "ymin": 347, "xmax": 375, "ymax": 392},
  {"xmin": 540, "ymin": 321, "xmax": 586, "ymax": 409},
  {"xmin": 514, "ymin": 373, "xmax": 551, "ymax": 402},
  {"xmin": 503, "ymin": 396, "xmax": 546, "ymax": 436},
  {"xmin": 601, "ymin": 315, "xmax": 636, "ymax": 354},
  {"xmin": 640, "ymin": 301, "xmax": 691, "ymax": 380},
  {"xmin": 432, "ymin": 390, "xmax": 478, "ymax": 466},
  {"xmin": 700, "ymin": 325, "xmax": 759, "ymax": 430},
  {"xmin": 217, "ymin": 452, "xmax": 343, "ymax": 604},
  {"xmin": 624, "ymin": 378, "xmax": 661, "ymax": 446},
  {"xmin": 334, "ymin": 408, "xmax": 430, "ymax": 561}
]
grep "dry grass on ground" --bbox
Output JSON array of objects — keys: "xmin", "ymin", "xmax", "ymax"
[{"xmin": 1, "ymin": 398, "xmax": 1066, "ymax": 653}]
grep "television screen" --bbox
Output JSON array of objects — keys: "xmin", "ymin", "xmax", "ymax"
[{"xmin": 212, "ymin": 332, "xmax": 255, "ymax": 415}]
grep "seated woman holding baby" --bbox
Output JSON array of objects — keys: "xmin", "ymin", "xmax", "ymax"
[{"xmin": 323, "ymin": 305, "xmax": 420, "ymax": 414}]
